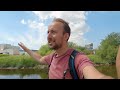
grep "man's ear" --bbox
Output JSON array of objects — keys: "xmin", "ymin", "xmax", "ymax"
[{"xmin": 64, "ymin": 33, "xmax": 69, "ymax": 41}]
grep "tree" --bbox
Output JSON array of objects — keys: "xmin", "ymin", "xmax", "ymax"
[
  {"xmin": 38, "ymin": 42, "xmax": 92, "ymax": 56},
  {"xmin": 38, "ymin": 44, "xmax": 54, "ymax": 56},
  {"xmin": 97, "ymin": 32, "xmax": 120, "ymax": 64},
  {"xmin": 68, "ymin": 42, "xmax": 91, "ymax": 55}
]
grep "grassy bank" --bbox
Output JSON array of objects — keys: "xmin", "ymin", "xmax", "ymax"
[
  {"xmin": 0, "ymin": 54, "xmax": 113, "ymax": 69},
  {"xmin": 0, "ymin": 54, "xmax": 47, "ymax": 69}
]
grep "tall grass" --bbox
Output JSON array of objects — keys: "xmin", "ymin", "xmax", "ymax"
[
  {"xmin": 0, "ymin": 54, "xmax": 39, "ymax": 68},
  {"xmin": 0, "ymin": 54, "xmax": 112, "ymax": 68}
]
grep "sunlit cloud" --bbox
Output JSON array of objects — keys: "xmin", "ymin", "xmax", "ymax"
[{"xmin": 30, "ymin": 11, "xmax": 90, "ymax": 48}]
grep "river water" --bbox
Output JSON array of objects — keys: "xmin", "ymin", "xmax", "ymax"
[
  {"xmin": 0, "ymin": 69, "xmax": 48, "ymax": 79},
  {"xmin": 0, "ymin": 65, "xmax": 117, "ymax": 79}
]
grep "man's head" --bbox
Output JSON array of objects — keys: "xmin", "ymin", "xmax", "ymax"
[{"xmin": 47, "ymin": 18, "xmax": 71, "ymax": 50}]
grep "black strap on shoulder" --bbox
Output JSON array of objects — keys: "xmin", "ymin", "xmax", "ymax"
[
  {"xmin": 69, "ymin": 50, "xmax": 79, "ymax": 79},
  {"xmin": 49, "ymin": 53, "xmax": 54, "ymax": 68}
]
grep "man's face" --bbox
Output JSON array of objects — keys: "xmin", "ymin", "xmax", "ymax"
[{"xmin": 47, "ymin": 22, "xmax": 66, "ymax": 50}]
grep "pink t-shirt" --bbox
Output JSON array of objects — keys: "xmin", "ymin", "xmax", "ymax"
[{"xmin": 45, "ymin": 49, "xmax": 94, "ymax": 79}]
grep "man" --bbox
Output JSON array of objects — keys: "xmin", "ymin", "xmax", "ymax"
[{"xmin": 18, "ymin": 18, "xmax": 113, "ymax": 79}]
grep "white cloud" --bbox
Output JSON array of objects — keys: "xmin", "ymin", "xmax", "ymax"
[
  {"xmin": 27, "ymin": 20, "xmax": 47, "ymax": 31},
  {"xmin": 17, "ymin": 11, "xmax": 90, "ymax": 50},
  {"xmin": 21, "ymin": 19, "xmax": 27, "ymax": 24},
  {"xmin": 1, "ymin": 11, "xmax": 91, "ymax": 50},
  {"xmin": 0, "ymin": 32, "xmax": 18, "ymax": 46},
  {"xmin": 31, "ymin": 11, "xmax": 90, "ymax": 47}
]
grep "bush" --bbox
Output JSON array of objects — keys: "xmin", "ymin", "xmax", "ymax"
[
  {"xmin": 88, "ymin": 55, "xmax": 108, "ymax": 64},
  {"xmin": 96, "ymin": 32, "xmax": 120, "ymax": 64}
]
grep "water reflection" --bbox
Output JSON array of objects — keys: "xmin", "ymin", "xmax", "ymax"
[
  {"xmin": 0, "ymin": 69, "xmax": 48, "ymax": 79},
  {"xmin": 0, "ymin": 74, "xmax": 41, "ymax": 79}
]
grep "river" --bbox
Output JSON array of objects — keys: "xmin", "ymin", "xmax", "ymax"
[
  {"xmin": 0, "ymin": 69, "xmax": 48, "ymax": 79},
  {"xmin": 0, "ymin": 65, "xmax": 117, "ymax": 79}
]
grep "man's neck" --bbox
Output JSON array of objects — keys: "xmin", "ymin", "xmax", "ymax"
[{"xmin": 55, "ymin": 46, "xmax": 69, "ymax": 57}]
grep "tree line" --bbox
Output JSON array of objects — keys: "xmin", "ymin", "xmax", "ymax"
[{"xmin": 38, "ymin": 32, "xmax": 120, "ymax": 64}]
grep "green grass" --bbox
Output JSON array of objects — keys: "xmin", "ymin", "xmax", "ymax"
[
  {"xmin": 0, "ymin": 55, "xmax": 39, "ymax": 68},
  {"xmin": 96, "ymin": 65, "xmax": 117, "ymax": 78},
  {"xmin": 0, "ymin": 54, "xmax": 112, "ymax": 68},
  {"xmin": 0, "ymin": 54, "xmax": 9, "ymax": 57}
]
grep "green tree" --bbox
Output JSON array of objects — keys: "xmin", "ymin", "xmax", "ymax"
[
  {"xmin": 97, "ymin": 32, "xmax": 120, "ymax": 64},
  {"xmin": 38, "ymin": 44, "xmax": 54, "ymax": 56},
  {"xmin": 68, "ymin": 42, "xmax": 91, "ymax": 55},
  {"xmin": 68, "ymin": 42, "xmax": 78, "ymax": 49},
  {"xmin": 38, "ymin": 42, "xmax": 92, "ymax": 57}
]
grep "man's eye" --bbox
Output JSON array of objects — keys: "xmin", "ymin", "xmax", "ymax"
[{"xmin": 52, "ymin": 31, "xmax": 56, "ymax": 34}]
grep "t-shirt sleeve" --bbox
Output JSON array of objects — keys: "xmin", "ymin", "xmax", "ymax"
[
  {"xmin": 75, "ymin": 53, "xmax": 94, "ymax": 79},
  {"xmin": 44, "ymin": 54, "xmax": 54, "ymax": 65}
]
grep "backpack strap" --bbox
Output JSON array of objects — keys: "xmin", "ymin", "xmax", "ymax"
[
  {"xmin": 69, "ymin": 50, "xmax": 79, "ymax": 79},
  {"xmin": 48, "ymin": 53, "xmax": 55, "ymax": 68}
]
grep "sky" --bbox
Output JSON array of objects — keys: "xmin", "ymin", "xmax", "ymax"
[{"xmin": 0, "ymin": 11, "xmax": 120, "ymax": 50}]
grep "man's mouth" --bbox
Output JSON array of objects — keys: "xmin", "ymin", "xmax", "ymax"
[
  {"xmin": 48, "ymin": 41, "xmax": 53, "ymax": 45},
  {"xmin": 48, "ymin": 40, "xmax": 55, "ymax": 45},
  {"xmin": 48, "ymin": 42, "xmax": 52, "ymax": 45}
]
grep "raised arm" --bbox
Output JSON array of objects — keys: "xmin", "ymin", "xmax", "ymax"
[
  {"xmin": 83, "ymin": 65, "xmax": 113, "ymax": 79},
  {"xmin": 116, "ymin": 45, "xmax": 120, "ymax": 79},
  {"xmin": 18, "ymin": 42, "xmax": 47, "ymax": 64}
]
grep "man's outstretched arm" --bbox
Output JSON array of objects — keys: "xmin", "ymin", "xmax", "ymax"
[
  {"xmin": 83, "ymin": 65, "xmax": 113, "ymax": 79},
  {"xmin": 18, "ymin": 42, "xmax": 47, "ymax": 64},
  {"xmin": 116, "ymin": 45, "xmax": 120, "ymax": 79}
]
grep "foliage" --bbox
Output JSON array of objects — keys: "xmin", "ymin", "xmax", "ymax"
[
  {"xmin": 38, "ymin": 44, "xmax": 54, "ymax": 56},
  {"xmin": 68, "ymin": 42, "xmax": 92, "ymax": 55},
  {"xmin": 96, "ymin": 32, "xmax": 120, "ymax": 64},
  {"xmin": 0, "ymin": 54, "xmax": 9, "ymax": 57},
  {"xmin": 0, "ymin": 55, "xmax": 39, "ymax": 68},
  {"xmin": 88, "ymin": 55, "xmax": 108, "ymax": 64}
]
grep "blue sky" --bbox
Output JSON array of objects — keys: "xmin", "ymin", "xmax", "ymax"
[
  {"xmin": 0, "ymin": 11, "xmax": 120, "ymax": 50},
  {"xmin": 85, "ymin": 11, "xmax": 120, "ymax": 48}
]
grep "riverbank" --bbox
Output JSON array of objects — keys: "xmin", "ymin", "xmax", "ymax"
[
  {"xmin": 0, "ymin": 64, "xmax": 48, "ymax": 70},
  {"xmin": 0, "ymin": 54, "xmax": 115, "ymax": 69}
]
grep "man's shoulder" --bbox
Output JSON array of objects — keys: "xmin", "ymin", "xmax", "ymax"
[
  {"xmin": 69, "ymin": 49, "xmax": 88, "ymax": 62},
  {"xmin": 73, "ymin": 50, "xmax": 90, "ymax": 62},
  {"xmin": 46, "ymin": 51, "xmax": 56, "ymax": 57},
  {"xmin": 72, "ymin": 49, "xmax": 85, "ymax": 55},
  {"xmin": 68, "ymin": 49, "xmax": 86, "ymax": 58}
]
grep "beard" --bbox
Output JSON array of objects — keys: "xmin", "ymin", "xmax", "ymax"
[{"xmin": 48, "ymin": 41, "xmax": 62, "ymax": 50}]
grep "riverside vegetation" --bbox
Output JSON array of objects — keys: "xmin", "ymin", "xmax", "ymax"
[{"xmin": 0, "ymin": 54, "xmax": 48, "ymax": 70}]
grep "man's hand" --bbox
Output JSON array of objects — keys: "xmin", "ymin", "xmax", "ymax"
[
  {"xmin": 18, "ymin": 42, "xmax": 28, "ymax": 51},
  {"xmin": 18, "ymin": 42, "xmax": 46, "ymax": 64}
]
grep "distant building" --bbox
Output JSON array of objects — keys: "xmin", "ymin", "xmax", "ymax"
[
  {"xmin": 19, "ymin": 49, "xmax": 26, "ymax": 55},
  {"xmin": 19, "ymin": 49, "xmax": 38, "ymax": 55},
  {"xmin": 0, "ymin": 44, "xmax": 20, "ymax": 55},
  {"xmin": 85, "ymin": 43, "xmax": 96, "ymax": 55},
  {"xmin": 85, "ymin": 43, "xmax": 93, "ymax": 50}
]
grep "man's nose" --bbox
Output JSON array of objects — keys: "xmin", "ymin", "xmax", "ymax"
[{"xmin": 47, "ymin": 32, "xmax": 52, "ymax": 39}]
